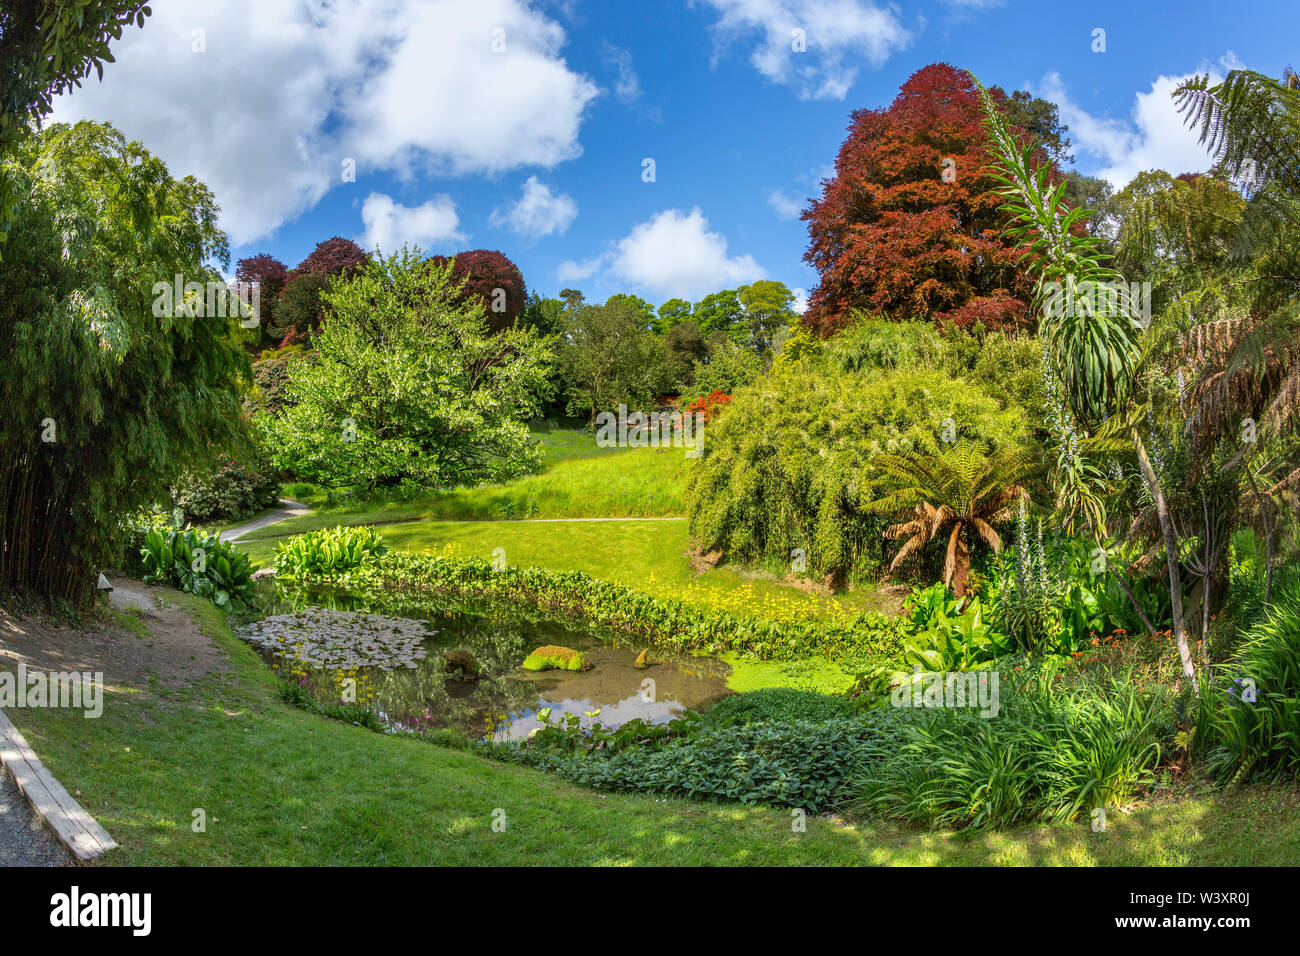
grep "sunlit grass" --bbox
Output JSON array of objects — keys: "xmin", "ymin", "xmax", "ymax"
[{"xmin": 8, "ymin": 591, "xmax": 1300, "ymax": 865}]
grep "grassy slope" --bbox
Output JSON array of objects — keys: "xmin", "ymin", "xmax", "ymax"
[{"xmin": 9, "ymin": 592, "xmax": 1300, "ymax": 866}]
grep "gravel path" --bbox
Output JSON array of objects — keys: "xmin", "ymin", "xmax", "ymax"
[
  {"xmin": 0, "ymin": 767, "xmax": 72, "ymax": 867},
  {"xmin": 219, "ymin": 498, "xmax": 311, "ymax": 542}
]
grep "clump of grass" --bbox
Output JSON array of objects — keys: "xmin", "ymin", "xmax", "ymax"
[
  {"xmin": 1195, "ymin": 582, "xmax": 1300, "ymax": 785},
  {"xmin": 856, "ymin": 674, "xmax": 1175, "ymax": 830}
]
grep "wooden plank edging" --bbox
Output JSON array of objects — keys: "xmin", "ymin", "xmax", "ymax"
[{"xmin": 0, "ymin": 707, "xmax": 118, "ymax": 862}]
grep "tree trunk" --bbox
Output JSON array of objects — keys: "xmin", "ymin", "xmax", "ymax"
[{"xmin": 1133, "ymin": 430, "xmax": 1197, "ymax": 690}]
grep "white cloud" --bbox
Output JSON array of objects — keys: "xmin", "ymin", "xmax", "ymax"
[
  {"xmin": 360, "ymin": 193, "xmax": 465, "ymax": 253},
  {"xmin": 564, "ymin": 207, "xmax": 763, "ymax": 299},
  {"xmin": 698, "ymin": 0, "xmax": 913, "ymax": 100},
  {"xmin": 1034, "ymin": 56, "xmax": 1241, "ymax": 188},
  {"xmin": 767, "ymin": 189, "xmax": 804, "ymax": 220},
  {"xmin": 491, "ymin": 175, "xmax": 577, "ymax": 240},
  {"xmin": 51, "ymin": 0, "xmax": 598, "ymax": 245},
  {"xmin": 556, "ymin": 257, "xmax": 604, "ymax": 283}
]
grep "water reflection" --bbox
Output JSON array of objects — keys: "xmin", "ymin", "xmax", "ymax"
[{"xmin": 255, "ymin": 581, "xmax": 732, "ymax": 741}]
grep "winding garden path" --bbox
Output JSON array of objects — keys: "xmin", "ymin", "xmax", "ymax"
[{"xmin": 220, "ymin": 498, "xmax": 312, "ymax": 542}]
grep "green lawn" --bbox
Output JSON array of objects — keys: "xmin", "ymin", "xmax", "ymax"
[
  {"xmin": 239, "ymin": 516, "xmax": 887, "ymax": 623},
  {"xmin": 9, "ymin": 592, "xmax": 1300, "ymax": 866},
  {"xmin": 279, "ymin": 426, "xmax": 692, "ymax": 524}
]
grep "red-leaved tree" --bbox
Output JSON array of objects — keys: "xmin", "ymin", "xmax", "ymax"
[
  {"xmin": 802, "ymin": 63, "xmax": 1057, "ymax": 335},
  {"xmin": 293, "ymin": 236, "xmax": 368, "ymax": 280},
  {"xmin": 429, "ymin": 249, "xmax": 526, "ymax": 332},
  {"xmin": 272, "ymin": 238, "xmax": 370, "ymax": 346},
  {"xmin": 235, "ymin": 253, "xmax": 288, "ymax": 349}
]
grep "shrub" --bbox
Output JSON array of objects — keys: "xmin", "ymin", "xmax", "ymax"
[
  {"xmin": 1195, "ymin": 583, "xmax": 1300, "ymax": 785},
  {"xmin": 521, "ymin": 645, "xmax": 588, "ymax": 671},
  {"xmin": 705, "ymin": 688, "xmax": 853, "ymax": 725},
  {"xmin": 273, "ymin": 526, "xmax": 388, "ymax": 580},
  {"xmin": 685, "ymin": 357, "xmax": 1032, "ymax": 583},
  {"xmin": 140, "ymin": 528, "xmax": 256, "ymax": 608},
  {"xmin": 495, "ymin": 712, "xmax": 903, "ymax": 811},
  {"xmin": 857, "ymin": 676, "xmax": 1174, "ymax": 829},
  {"xmin": 171, "ymin": 457, "xmax": 280, "ymax": 524}
]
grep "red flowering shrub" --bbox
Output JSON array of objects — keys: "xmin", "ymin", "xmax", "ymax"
[{"xmin": 683, "ymin": 390, "xmax": 732, "ymax": 423}]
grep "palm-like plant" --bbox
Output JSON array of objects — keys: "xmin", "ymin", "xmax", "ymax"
[
  {"xmin": 865, "ymin": 440, "xmax": 1035, "ymax": 597},
  {"xmin": 971, "ymin": 72, "xmax": 1201, "ymax": 687}
]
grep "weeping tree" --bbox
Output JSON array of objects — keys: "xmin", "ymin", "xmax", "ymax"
[
  {"xmin": 0, "ymin": 1, "xmax": 152, "ymax": 245},
  {"xmin": 0, "ymin": 121, "xmax": 250, "ymax": 608}
]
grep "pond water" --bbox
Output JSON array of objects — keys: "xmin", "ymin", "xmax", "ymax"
[{"xmin": 248, "ymin": 584, "xmax": 732, "ymax": 741}]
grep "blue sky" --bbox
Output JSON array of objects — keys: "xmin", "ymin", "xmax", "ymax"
[{"xmin": 51, "ymin": 0, "xmax": 1298, "ymax": 310}]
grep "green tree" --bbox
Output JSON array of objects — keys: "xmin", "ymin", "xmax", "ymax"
[
  {"xmin": 684, "ymin": 339, "xmax": 764, "ymax": 405},
  {"xmin": 521, "ymin": 291, "xmax": 564, "ymax": 336},
  {"xmin": 664, "ymin": 320, "xmax": 708, "ymax": 389},
  {"xmin": 558, "ymin": 297, "xmax": 671, "ymax": 422},
  {"xmin": 0, "ymin": 1, "xmax": 151, "ymax": 244},
  {"xmin": 0, "ymin": 121, "xmax": 247, "ymax": 606},
  {"xmin": 692, "ymin": 289, "xmax": 745, "ymax": 341},
  {"xmin": 604, "ymin": 293, "xmax": 656, "ymax": 329},
  {"xmin": 656, "ymin": 297, "xmax": 692, "ymax": 334},
  {"xmin": 738, "ymin": 279, "xmax": 797, "ymax": 353},
  {"xmin": 264, "ymin": 250, "xmax": 552, "ymax": 489}
]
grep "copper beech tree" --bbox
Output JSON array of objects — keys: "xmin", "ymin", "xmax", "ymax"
[{"xmin": 802, "ymin": 63, "xmax": 1063, "ymax": 335}]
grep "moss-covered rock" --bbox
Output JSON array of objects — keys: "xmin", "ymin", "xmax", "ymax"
[
  {"xmin": 443, "ymin": 649, "xmax": 480, "ymax": 680},
  {"xmin": 522, "ymin": 645, "xmax": 590, "ymax": 672}
]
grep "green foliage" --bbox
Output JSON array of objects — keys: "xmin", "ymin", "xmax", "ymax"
[
  {"xmin": 0, "ymin": 1, "xmax": 151, "ymax": 242},
  {"xmin": 686, "ymin": 353, "xmax": 1032, "ymax": 582},
  {"xmin": 172, "ymin": 456, "xmax": 281, "ymax": 524},
  {"xmin": 865, "ymin": 438, "xmax": 1035, "ymax": 596},
  {"xmin": 140, "ymin": 528, "xmax": 255, "ymax": 608},
  {"xmin": 350, "ymin": 552, "xmax": 911, "ymax": 663},
  {"xmin": 680, "ymin": 338, "xmax": 764, "ymax": 406},
  {"xmin": 496, "ymin": 711, "xmax": 903, "ymax": 811},
  {"xmin": 705, "ymin": 687, "xmax": 853, "ymax": 725},
  {"xmin": 986, "ymin": 515, "xmax": 1170, "ymax": 653},
  {"xmin": 521, "ymin": 645, "xmax": 588, "ymax": 671},
  {"xmin": 859, "ymin": 675, "xmax": 1174, "ymax": 829},
  {"xmin": 0, "ymin": 121, "xmax": 249, "ymax": 606},
  {"xmin": 1195, "ymin": 583, "xmax": 1300, "ymax": 785},
  {"xmin": 556, "ymin": 295, "xmax": 673, "ymax": 421},
  {"xmin": 273, "ymin": 526, "xmax": 388, "ymax": 580},
  {"xmin": 898, "ymin": 585, "xmax": 1011, "ymax": 671},
  {"xmin": 262, "ymin": 249, "xmax": 552, "ymax": 489}
]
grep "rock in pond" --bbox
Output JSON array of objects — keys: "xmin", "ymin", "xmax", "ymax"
[
  {"xmin": 521, "ymin": 645, "xmax": 591, "ymax": 672},
  {"xmin": 443, "ymin": 649, "xmax": 480, "ymax": 680}
]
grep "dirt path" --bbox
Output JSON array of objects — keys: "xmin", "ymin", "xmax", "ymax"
[
  {"xmin": 1, "ymin": 579, "xmax": 234, "ymax": 867},
  {"xmin": 1, "ymin": 581, "xmax": 229, "ymax": 699}
]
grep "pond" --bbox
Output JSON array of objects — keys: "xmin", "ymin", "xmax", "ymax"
[{"xmin": 244, "ymin": 583, "xmax": 732, "ymax": 741}]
